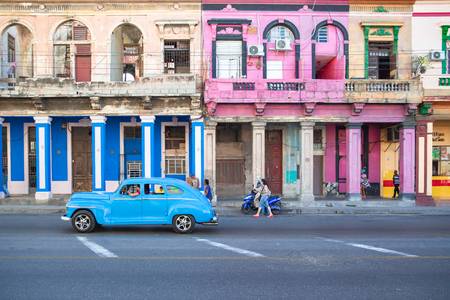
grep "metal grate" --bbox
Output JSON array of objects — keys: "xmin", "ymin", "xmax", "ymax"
[{"xmin": 127, "ymin": 161, "xmax": 142, "ymax": 178}]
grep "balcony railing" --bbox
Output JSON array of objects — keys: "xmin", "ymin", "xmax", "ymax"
[
  {"xmin": 0, "ymin": 74, "xmax": 198, "ymax": 97},
  {"xmin": 345, "ymin": 79, "xmax": 422, "ymax": 103},
  {"xmin": 266, "ymin": 82, "xmax": 305, "ymax": 91},
  {"xmin": 206, "ymin": 79, "xmax": 345, "ymax": 103}
]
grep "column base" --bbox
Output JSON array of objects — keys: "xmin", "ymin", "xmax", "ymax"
[
  {"xmin": 300, "ymin": 194, "xmax": 315, "ymax": 204},
  {"xmin": 415, "ymin": 195, "xmax": 435, "ymax": 206},
  {"xmin": 347, "ymin": 193, "xmax": 361, "ymax": 201},
  {"xmin": 35, "ymin": 191, "xmax": 52, "ymax": 202},
  {"xmin": 400, "ymin": 193, "xmax": 415, "ymax": 201},
  {"xmin": 0, "ymin": 191, "xmax": 5, "ymax": 199}
]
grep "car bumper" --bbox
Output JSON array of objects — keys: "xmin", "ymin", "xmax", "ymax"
[
  {"xmin": 201, "ymin": 215, "xmax": 218, "ymax": 226},
  {"xmin": 61, "ymin": 215, "xmax": 70, "ymax": 221}
]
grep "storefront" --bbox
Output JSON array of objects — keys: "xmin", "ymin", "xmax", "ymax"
[{"xmin": 432, "ymin": 121, "xmax": 450, "ymax": 199}]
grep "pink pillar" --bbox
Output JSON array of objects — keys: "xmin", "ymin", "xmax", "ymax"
[
  {"xmin": 346, "ymin": 123, "xmax": 362, "ymax": 201},
  {"xmin": 399, "ymin": 123, "xmax": 416, "ymax": 201}
]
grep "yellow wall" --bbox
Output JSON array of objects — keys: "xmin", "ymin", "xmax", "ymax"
[{"xmin": 380, "ymin": 128, "xmax": 399, "ymax": 198}]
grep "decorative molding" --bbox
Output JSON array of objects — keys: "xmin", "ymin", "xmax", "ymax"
[
  {"xmin": 155, "ymin": 20, "xmax": 198, "ymax": 38},
  {"xmin": 370, "ymin": 28, "xmax": 392, "ymax": 36},
  {"xmin": 142, "ymin": 96, "xmax": 152, "ymax": 110},
  {"xmin": 255, "ymin": 102, "xmax": 266, "ymax": 116},
  {"xmin": 32, "ymin": 97, "xmax": 45, "ymax": 111},
  {"xmin": 206, "ymin": 101, "xmax": 217, "ymax": 116},
  {"xmin": 89, "ymin": 96, "xmax": 101, "ymax": 110},
  {"xmin": 304, "ymin": 103, "xmax": 316, "ymax": 116},
  {"xmin": 352, "ymin": 103, "xmax": 365, "ymax": 115},
  {"xmin": 373, "ymin": 6, "xmax": 388, "ymax": 13},
  {"xmin": 190, "ymin": 96, "xmax": 201, "ymax": 110}
]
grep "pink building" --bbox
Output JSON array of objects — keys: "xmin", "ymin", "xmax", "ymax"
[{"xmin": 202, "ymin": 1, "xmax": 419, "ymax": 204}]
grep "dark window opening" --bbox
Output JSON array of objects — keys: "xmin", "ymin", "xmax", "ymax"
[
  {"xmin": 217, "ymin": 124, "xmax": 241, "ymax": 143},
  {"xmin": 368, "ymin": 42, "xmax": 396, "ymax": 79},
  {"xmin": 164, "ymin": 40, "xmax": 190, "ymax": 74},
  {"xmin": 124, "ymin": 126, "xmax": 141, "ymax": 139}
]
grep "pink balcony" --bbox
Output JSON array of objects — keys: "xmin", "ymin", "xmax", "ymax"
[{"xmin": 204, "ymin": 79, "xmax": 346, "ymax": 104}]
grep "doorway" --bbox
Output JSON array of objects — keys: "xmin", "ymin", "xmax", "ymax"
[
  {"xmin": 162, "ymin": 124, "xmax": 188, "ymax": 180},
  {"xmin": 1, "ymin": 126, "xmax": 7, "ymax": 187},
  {"xmin": 123, "ymin": 126, "xmax": 142, "ymax": 179},
  {"xmin": 368, "ymin": 42, "xmax": 396, "ymax": 79},
  {"xmin": 265, "ymin": 130, "xmax": 282, "ymax": 195},
  {"xmin": 27, "ymin": 126, "xmax": 36, "ymax": 193},
  {"xmin": 72, "ymin": 127, "xmax": 92, "ymax": 192}
]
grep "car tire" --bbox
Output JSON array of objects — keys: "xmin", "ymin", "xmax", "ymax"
[
  {"xmin": 72, "ymin": 210, "xmax": 96, "ymax": 233},
  {"xmin": 172, "ymin": 214, "xmax": 195, "ymax": 234}
]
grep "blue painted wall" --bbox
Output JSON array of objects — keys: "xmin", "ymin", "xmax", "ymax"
[
  {"xmin": 105, "ymin": 117, "xmax": 128, "ymax": 182},
  {"xmin": 5, "ymin": 117, "xmax": 33, "ymax": 181},
  {"xmin": 51, "ymin": 118, "xmax": 68, "ymax": 181}
]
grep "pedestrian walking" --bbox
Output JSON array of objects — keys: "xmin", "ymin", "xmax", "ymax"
[
  {"xmin": 253, "ymin": 179, "xmax": 273, "ymax": 218},
  {"xmin": 361, "ymin": 173, "xmax": 370, "ymax": 199},
  {"xmin": 204, "ymin": 179, "xmax": 213, "ymax": 202},
  {"xmin": 392, "ymin": 170, "xmax": 400, "ymax": 199}
]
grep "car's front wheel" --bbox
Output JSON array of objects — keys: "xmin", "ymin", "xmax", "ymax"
[
  {"xmin": 72, "ymin": 210, "xmax": 96, "ymax": 233},
  {"xmin": 172, "ymin": 214, "xmax": 195, "ymax": 234}
]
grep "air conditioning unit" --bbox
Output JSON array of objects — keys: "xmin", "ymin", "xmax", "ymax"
[
  {"xmin": 275, "ymin": 39, "xmax": 291, "ymax": 51},
  {"xmin": 248, "ymin": 44, "xmax": 264, "ymax": 56},
  {"xmin": 429, "ymin": 51, "xmax": 445, "ymax": 61}
]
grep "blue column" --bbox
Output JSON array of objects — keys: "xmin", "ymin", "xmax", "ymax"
[
  {"xmin": 0, "ymin": 117, "xmax": 4, "ymax": 198},
  {"xmin": 90, "ymin": 116, "xmax": 106, "ymax": 191},
  {"xmin": 191, "ymin": 116, "xmax": 205, "ymax": 189},
  {"xmin": 34, "ymin": 116, "xmax": 52, "ymax": 201},
  {"xmin": 140, "ymin": 116, "xmax": 155, "ymax": 178}
]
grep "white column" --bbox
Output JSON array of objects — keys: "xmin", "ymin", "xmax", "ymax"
[
  {"xmin": 34, "ymin": 116, "xmax": 52, "ymax": 201},
  {"xmin": 90, "ymin": 116, "xmax": 106, "ymax": 191},
  {"xmin": 191, "ymin": 116, "xmax": 205, "ymax": 189},
  {"xmin": 0, "ymin": 117, "xmax": 4, "ymax": 199},
  {"xmin": 252, "ymin": 122, "xmax": 266, "ymax": 184},
  {"xmin": 299, "ymin": 122, "xmax": 315, "ymax": 203},
  {"xmin": 204, "ymin": 121, "xmax": 217, "ymax": 204},
  {"xmin": 140, "ymin": 116, "xmax": 155, "ymax": 178}
]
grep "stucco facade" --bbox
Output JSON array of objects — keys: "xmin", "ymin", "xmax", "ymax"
[{"xmin": 0, "ymin": 1, "xmax": 205, "ymax": 200}]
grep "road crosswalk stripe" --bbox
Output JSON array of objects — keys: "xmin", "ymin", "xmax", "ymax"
[
  {"xmin": 195, "ymin": 238, "xmax": 265, "ymax": 258},
  {"xmin": 76, "ymin": 236, "xmax": 118, "ymax": 258}
]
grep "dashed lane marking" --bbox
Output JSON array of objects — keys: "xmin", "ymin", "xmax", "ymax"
[
  {"xmin": 76, "ymin": 236, "xmax": 118, "ymax": 258},
  {"xmin": 195, "ymin": 238, "xmax": 265, "ymax": 258},
  {"xmin": 315, "ymin": 237, "xmax": 419, "ymax": 258}
]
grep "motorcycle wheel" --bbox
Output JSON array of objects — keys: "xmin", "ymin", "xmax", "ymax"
[
  {"xmin": 241, "ymin": 204, "xmax": 253, "ymax": 215},
  {"xmin": 272, "ymin": 209, "xmax": 281, "ymax": 215}
]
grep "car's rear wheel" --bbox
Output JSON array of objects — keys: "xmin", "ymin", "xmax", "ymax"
[
  {"xmin": 172, "ymin": 214, "xmax": 195, "ymax": 234},
  {"xmin": 72, "ymin": 210, "xmax": 96, "ymax": 233}
]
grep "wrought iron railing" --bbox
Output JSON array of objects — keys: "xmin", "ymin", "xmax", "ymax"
[{"xmin": 266, "ymin": 82, "xmax": 305, "ymax": 91}]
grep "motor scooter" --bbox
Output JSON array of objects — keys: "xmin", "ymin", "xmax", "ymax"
[{"xmin": 241, "ymin": 189, "xmax": 281, "ymax": 215}]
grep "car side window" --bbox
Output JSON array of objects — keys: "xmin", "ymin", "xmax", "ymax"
[
  {"xmin": 144, "ymin": 183, "xmax": 165, "ymax": 195},
  {"xmin": 119, "ymin": 184, "xmax": 141, "ymax": 198},
  {"xmin": 166, "ymin": 185, "xmax": 183, "ymax": 195}
]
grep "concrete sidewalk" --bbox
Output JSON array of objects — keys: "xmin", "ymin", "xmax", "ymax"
[{"xmin": 1, "ymin": 195, "xmax": 450, "ymax": 215}]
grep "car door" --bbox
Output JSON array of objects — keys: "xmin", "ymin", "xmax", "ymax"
[
  {"xmin": 110, "ymin": 183, "xmax": 142, "ymax": 224},
  {"xmin": 141, "ymin": 183, "xmax": 168, "ymax": 224}
]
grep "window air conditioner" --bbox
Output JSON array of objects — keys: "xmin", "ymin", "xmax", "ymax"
[
  {"xmin": 275, "ymin": 39, "xmax": 291, "ymax": 51},
  {"xmin": 248, "ymin": 45, "xmax": 264, "ymax": 56},
  {"xmin": 429, "ymin": 51, "xmax": 445, "ymax": 61}
]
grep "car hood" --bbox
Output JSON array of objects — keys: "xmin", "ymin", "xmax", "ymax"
[{"xmin": 69, "ymin": 192, "xmax": 112, "ymax": 201}]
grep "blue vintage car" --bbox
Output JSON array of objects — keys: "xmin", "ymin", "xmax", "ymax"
[{"xmin": 61, "ymin": 178, "xmax": 218, "ymax": 234}]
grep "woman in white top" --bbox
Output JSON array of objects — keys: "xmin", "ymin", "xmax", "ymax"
[{"xmin": 253, "ymin": 179, "xmax": 273, "ymax": 218}]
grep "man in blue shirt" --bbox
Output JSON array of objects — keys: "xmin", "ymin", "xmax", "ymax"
[{"xmin": 393, "ymin": 170, "xmax": 400, "ymax": 199}]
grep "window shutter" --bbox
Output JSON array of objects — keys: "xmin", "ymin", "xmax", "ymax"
[
  {"xmin": 216, "ymin": 41, "xmax": 242, "ymax": 79},
  {"xmin": 73, "ymin": 26, "xmax": 88, "ymax": 41}
]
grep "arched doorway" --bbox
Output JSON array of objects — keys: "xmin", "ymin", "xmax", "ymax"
[
  {"xmin": 1, "ymin": 23, "xmax": 33, "ymax": 87},
  {"xmin": 53, "ymin": 20, "xmax": 91, "ymax": 82},
  {"xmin": 110, "ymin": 24, "xmax": 143, "ymax": 81}
]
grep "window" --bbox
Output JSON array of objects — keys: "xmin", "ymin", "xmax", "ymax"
[
  {"xmin": 124, "ymin": 126, "xmax": 141, "ymax": 139},
  {"xmin": 119, "ymin": 184, "xmax": 141, "ymax": 197},
  {"xmin": 144, "ymin": 183, "xmax": 165, "ymax": 195},
  {"xmin": 164, "ymin": 40, "xmax": 190, "ymax": 74},
  {"xmin": 313, "ymin": 129, "xmax": 323, "ymax": 151},
  {"xmin": 7, "ymin": 34, "xmax": 15, "ymax": 63},
  {"xmin": 216, "ymin": 40, "xmax": 242, "ymax": 79},
  {"xmin": 317, "ymin": 27, "xmax": 328, "ymax": 43},
  {"xmin": 267, "ymin": 26, "xmax": 294, "ymax": 42},
  {"xmin": 165, "ymin": 126, "xmax": 186, "ymax": 175},
  {"xmin": 53, "ymin": 20, "xmax": 91, "ymax": 81},
  {"xmin": 368, "ymin": 42, "xmax": 396, "ymax": 79},
  {"xmin": 447, "ymin": 40, "xmax": 450, "ymax": 74},
  {"xmin": 167, "ymin": 185, "xmax": 183, "ymax": 194},
  {"xmin": 432, "ymin": 146, "xmax": 450, "ymax": 176},
  {"xmin": 127, "ymin": 161, "xmax": 142, "ymax": 178}
]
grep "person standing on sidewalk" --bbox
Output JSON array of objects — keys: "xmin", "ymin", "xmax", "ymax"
[
  {"xmin": 392, "ymin": 170, "xmax": 400, "ymax": 199},
  {"xmin": 361, "ymin": 173, "xmax": 370, "ymax": 199},
  {"xmin": 204, "ymin": 179, "xmax": 213, "ymax": 203},
  {"xmin": 253, "ymin": 179, "xmax": 273, "ymax": 218}
]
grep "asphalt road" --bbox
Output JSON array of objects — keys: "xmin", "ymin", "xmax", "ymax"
[{"xmin": 0, "ymin": 214, "xmax": 450, "ymax": 300}]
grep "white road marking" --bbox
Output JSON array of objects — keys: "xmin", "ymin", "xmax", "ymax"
[
  {"xmin": 195, "ymin": 238, "xmax": 265, "ymax": 258},
  {"xmin": 317, "ymin": 236, "xmax": 419, "ymax": 258},
  {"xmin": 347, "ymin": 243, "xmax": 419, "ymax": 258},
  {"xmin": 76, "ymin": 236, "xmax": 118, "ymax": 258}
]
